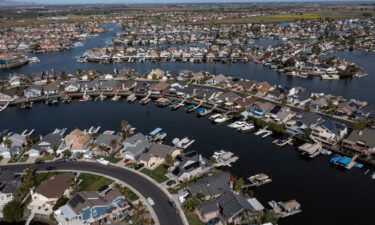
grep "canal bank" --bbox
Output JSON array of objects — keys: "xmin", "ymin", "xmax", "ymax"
[{"xmin": 0, "ymin": 101, "xmax": 374, "ymax": 225}]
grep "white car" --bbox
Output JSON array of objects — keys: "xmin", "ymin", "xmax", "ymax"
[
  {"xmin": 97, "ymin": 158, "xmax": 109, "ymax": 166},
  {"xmin": 147, "ymin": 197, "xmax": 155, "ymax": 206}
]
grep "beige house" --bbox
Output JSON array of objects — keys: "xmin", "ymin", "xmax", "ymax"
[
  {"xmin": 29, "ymin": 173, "xmax": 74, "ymax": 216},
  {"xmin": 147, "ymin": 68, "xmax": 165, "ymax": 80},
  {"xmin": 63, "ymin": 129, "xmax": 91, "ymax": 152},
  {"xmin": 139, "ymin": 143, "xmax": 181, "ymax": 169}
]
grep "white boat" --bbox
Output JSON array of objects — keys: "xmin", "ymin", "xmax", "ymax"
[
  {"xmin": 239, "ymin": 123, "xmax": 255, "ymax": 132},
  {"xmin": 172, "ymin": 137, "xmax": 195, "ymax": 149},
  {"xmin": 228, "ymin": 121, "xmax": 247, "ymax": 129},
  {"xmin": 127, "ymin": 94, "xmax": 137, "ymax": 102},
  {"xmin": 209, "ymin": 113, "xmax": 222, "ymax": 120},
  {"xmin": 214, "ymin": 115, "xmax": 229, "ymax": 124},
  {"xmin": 28, "ymin": 57, "xmax": 40, "ymax": 63},
  {"xmin": 372, "ymin": 172, "xmax": 375, "ymax": 180},
  {"xmin": 111, "ymin": 95, "xmax": 121, "ymax": 101},
  {"xmin": 79, "ymin": 94, "xmax": 91, "ymax": 102}
]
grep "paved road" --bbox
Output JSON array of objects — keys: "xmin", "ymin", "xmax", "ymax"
[{"xmin": 1, "ymin": 161, "xmax": 184, "ymax": 225}]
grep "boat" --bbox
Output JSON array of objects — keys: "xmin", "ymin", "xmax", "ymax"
[
  {"xmin": 149, "ymin": 128, "xmax": 167, "ymax": 141},
  {"xmin": 20, "ymin": 102, "xmax": 33, "ymax": 109},
  {"xmin": 127, "ymin": 94, "xmax": 137, "ymax": 103},
  {"xmin": 214, "ymin": 115, "xmax": 229, "ymax": 124},
  {"xmin": 262, "ymin": 131, "xmax": 273, "ymax": 138},
  {"xmin": 185, "ymin": 104, "xmax": 196, "ymax": 112},
  {"xmin": 28, "ymin": 57, "xmax": 40, "ymax": 63},
  {"xmin": 0, "ymin": 101, "xmax": 11, "ymax": 112},
  {"xmin": 111, "ymin": 95, "xmax": 121, "ymax": 101},
  {"xmin": 140, "ymin": 94, "xmax": 151, "ymax": 104},
  {"xmin": 247, "ymin": 173, "xmax": 272, "ymax": 187},
  {"xmin": 172, "ymin": 137, "xmax": 195, "ymax": 149},
  {"xmin": 228, "ymin": 121, "xmax": 247, "ymax": 129},
  {"xmin": 209, "ymin": 113, "xmax": 222, "ymax": 121},
  {"xmin": 372, "ymin": 172, "xmax": 375, "ymax": 180},
  {"xmin": 45, "ymin": 96, "xmax": 59, "ymax": 105},
  {"xmin": 79, "ymin": 94, "xmax": 91, "ymax": 102},
  {"xmin": 239, "ymin": 123, "xmax": 255, "ymax": 132},
  {"xmin": 62, "ymin": 95, "xmax": 71, "ymax": 104}
]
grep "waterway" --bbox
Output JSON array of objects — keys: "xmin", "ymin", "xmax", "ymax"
[
  {"xmin": 0, "ymin": 101, "xmax": 374, "ymax": 225},
  {"xmin": 1, "ymin": 23, "xmax": 375, "ymax": 105}
]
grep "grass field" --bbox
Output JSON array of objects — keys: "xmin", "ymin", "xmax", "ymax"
[
  {"xmin": 35, "ymin": 172, "xmax": 59, "ymax": 186},
  {"xmin": 186, "ymin": 213, "xmax": 205, "ymax": 225},
  {"xmin": 194, "ymin": 11, "xmax": 374, "ymax": 24},
  {"xmin": 140, "ymin": 165, "xmax": 169, "ymax": 183},
  {"xmin": 78, "ymin": 173, "xmax": 114, "ymax": 191},
  {"xmin": 103, "ymin": 156, "xmax": 123, "ymax": 163}
]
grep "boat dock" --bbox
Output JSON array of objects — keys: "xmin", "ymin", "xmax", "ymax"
[{"xmin": 212, "ymin": 150, "xmax": 239, "ymax": 167}]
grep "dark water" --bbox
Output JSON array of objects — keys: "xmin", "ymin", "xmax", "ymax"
[
  {"xmin": 0, "ymin": 101, "xmax": 374, "ymax": 225},
  {"xmin": 1, "ymin": 23, "xmax": 374, "ymax": 104}
]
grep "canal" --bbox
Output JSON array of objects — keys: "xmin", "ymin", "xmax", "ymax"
[
  {"xmin": 0, "ymin": 23, "xmax": 375, "ymax": 105},
  {"xmin": 0, "ymin": 101, "xmax": 374, "ymax": 225}
]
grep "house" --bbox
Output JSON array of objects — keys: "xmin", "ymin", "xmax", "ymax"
[
  {"xmin": 311, "ymin": 120, "xmax": 348, "ymax": 145},
  {"xmin": 198, "ymin": 191, "xmax": 252, "ymax": 224},
  {"xmin": 235, "ymin": 80, "xmax": 257, "ymax": 92},
  {"xmin": 191, "ymin": 71, "xmax": 205, "ymax": 84},
  {"xmin": 0, "ymin": 169, "xmax": 21, "ymax": 218},
  {"xmin": 170, "ymin": 151, "xmax": 208, "ymax": 182},
  {"xmin": 54, "ymin": 189, "xmax": 127, "ymax": 225},
  {"xmin": 266, "ymin": 87, "xmax": 286, "ymax": 100},
  {"xmin": 63, "ymin": 129, "xmax": 90, "ymax": 153},
  {"xmin": 148, "ymin": 82, "xmax": 171, "ymax": 96},
  {"xmin": 255, "ymin": 81, "xmax": 274, "ymax": 96},
  {"xmin": 43, "ymin": 81, "xmax": 61, "ymax": 95},
  {"xmin": 287, "ymin": 90, "xmax": 311, "ymax": 106},
  {"xmin": 286, "ymin": 112, "xmax": 322, "ymax": 135},
  {"xmin": 139, "ymin": 143, "xmax": 181, "ymax": 169},
  {"xmin": 214, "ymin": 92, "xmax": 241, "ymax": 109},
  {"xmin": 335, "ymin": 99, "xmax": 366, "ymax": 117},
  {"xmin": 242, "ymin": 101, "xmax": 275, "ymax": 118},
  {"xmin": 8, "ymin": 75, "xmax": 22, "ymax": 86},
  {"xmin": 98, "ymin": 80, "xmax": 119, "ymax": 92},
  {"xmin": 342, "ymin": 128, "xmax": 375, "ymax": 155},
  {"xmin": 92, "ymin": 132, "xmax": 122, "ymax": 156},
  {"xmin": 0, "ymin": 146, "xmax": 11, "ymax": 159},
  {"xmin": 64, "ymin": 82, "xmax": 80, "ymax": 93},
  {"xmin": 233, "ymin": 96, "xmax": 257, "ymax": 109},
  {"xmin": 27, "ymin": 133, "xmax": 63, "ymax": 157},
  {"xmin": 80, "ymin": 81, "xmax": 98, "ymax": 92},
  {"xmin": 0, "ymin": 92, "xmax": 14, "ymax": 102},
  {"xmin": 205, "ymin": 74, "xmax": 230, "ymax": 86},
  {"xmin": 187, "ymin": 172, "xmax": 231, "ymax": 200},
  {"xmin": 24, "ymin": 85, "xmax": 42, "ymax": 98},
  {"xmin": 118, "ymin": 80, "xmax": 136, "ymax": 91},
  {"xmin": 266, "ymin": 106, "xmax": 296, "ymax": 123},
  {"xmin": 122, "ymin": 133, "xmax": 150, "ymax": 160},
  {"xmin": 29, "ymin": 173, "xmax": 74, "ymax": 216},
  {"xmin": 147, "ymin": 68, "xmax": 165, "ymax": 80}
]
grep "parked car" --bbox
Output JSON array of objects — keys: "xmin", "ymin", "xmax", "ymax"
[
  {"xmin": 147, "ymin": 197, "xmax": 155, "ymax": 206},
  {"xmin": 166, "ymin": 180, "xmax": 177, "ymax": 186},
  {"xmin": 134, "ymin": 163, "xmax": 144, "ymax": 170},
  {"xmin": 45, "ymin": 166, "xmax": 56, "ymax": 171},
  {"xmin": 35, "ymin": 160, "xmax": 45, "ymax": 164},
  {"xmin": 168, "ymin": 199, "xmax": 177, "ymax": 209},
  {"xmin": 97, "ymin": 185, "xmax": 109, "ymax": 193},
  {"xmin": 206, "ymin": 218, "xmax": 220, "ymax": 225},
  {"xmin": 123, "ymin": 159, "xmax": 131, "ymax": 164}
]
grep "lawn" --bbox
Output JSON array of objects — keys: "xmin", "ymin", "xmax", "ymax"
[
  {"xmin": 78, "ymin": 173, "xmax": 114, "ymax": 191},
  {"xmin": 140, "ymin": 165, "xmax": 169, "ymax": 183},
  {"xmin": 36, "ymin": 153, "xmax": 55, "ymax": 161},
  {"xmin": 35, "ymin": 172, "xmax": 59, "ymax": 186},
  {"xmin": 186, "ymin": 213, "xmax": 205, "ymax": 225},
  {"xmin": 103, "ymin": 156, "xmax": 123, "ymax": 163}
]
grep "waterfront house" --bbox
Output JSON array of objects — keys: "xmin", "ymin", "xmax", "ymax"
[
  {"xmin": 122, "ymin": 133, "xmax": 150, "ymax": 160},
  {"xmin": 148, "ymin": 82, "xmax": 171, "ymax": 96},
  {"xmin": 214, "ymin": 92, "xmax": 241, "ymax": 109},
  {"xmin": 205, "ymin": 74, "xmax": 230, "ymax": 86},
  {"xmin": 54, "ymin": 189, "xmax": 127, "ymax": 225},
  {"xmin": 266, "ymin": 87, "xmax": 286, "ymax": 100},
  {"xmin": 198, "ymin": 191, "xmax": 252, "ymax": 224},
  {"xmin": 187, "ymin": 172, "xmax": 231, "ymax": 200},
  {"xmin": 98, "ymin": 80, "xmax": 119, "ymax": 92},
  {"xmin": 24, "ymin": 85, "xmax": 42, "ymax": 98},
  {"xmin": 266, "ymin": 106, "xmax": 296, "ymax": 123},
  {"xmin": 133, "ymin": 82, "xmax": 150, "ymax": 94},
  {"xmin": 64, "ymin": 82, "xmax": 80, "ymax": 93},
  {"xmin": 63, "ymin": 129, "xmax": 91, "ymax": 153},
  {"xmin": 0, "ymin": 146, "xmax": 11, "ymax": 159},
  {"xmin": 8, "ymin": 75, "xmax": 22, "ymax": 86},
  {"xmin": 286, "ymin": 112, "xmax": 322, "ymax": 135},
  {"xmin": 335, "ymin": 99, "xmax": 367, "ymax": 117},
  {"xmin": 147, "ymin": 68, "xmax": 165, "ymax": 80},
  {"xmin": 1, "ymin": 88, "xmax": 20, "ymax": 101},
  {"xmin": 342, "ymin": 128, "xmax": 375, "ymax": 155},
  {"xmin": 92, "ymin": 132, "xmax": 122, "ymax": 156},
  {"xmin": 194, "ymin": 88, "xmax": 221, "ymax": 102},
  {"xmin": 235, "ymin": 80, "xmax": 257, "ymax": 92},
  {"xmin": 170, "ymin": 151, "xmax": 208, "ymax": 182},
  {"xmin": 81, "ymin": 80, "xmax": 99, "ymax": 93},
  {"xmin": 287, "ymin": 90, "xmax": 311, "ymax": 106},
  {"xmin": 0, "ymin": 92, "xmax": 14, "ymax": 102},
  {"xmin": 43, "ymin": 81, "xmax": 61, "ymax": 95},
  {"xmin": 233, "ymin": 96, "xmax": 257, "ymax": 109},
  {"xmin": 0, "ymin": 169, "xmax": 21, "ymax": 218},
  {"xmin": 6, "ymin": 133, "xmax": 27, "ymax": 156},
  {"xmin": 310, "ymin": 120, "xmax": 348, "ymax": 145},
  {"xmin": 118, "ymin": 80, "xmax": 136, "ymax": 91},
  {"xmin": 255, "ymin": 81, "xmax": 274, "ymax": 96},
  {"xmin": 242, "ymin": 101, "xmax": 275, "ymax": 118},
  {"xmin": 139, "ymin": 143, "xmax": 181, "ymax": 169},
  {"xmin": 27, "ymin": 133, "xmax": 63, "ymax": 157},
  {"xmin": 29, "ymin": 173, "xmax": 74, "ymax": 216},
  {"xmin": 191, "ymin": 71, "xmax": 205, "ymax": 84}
]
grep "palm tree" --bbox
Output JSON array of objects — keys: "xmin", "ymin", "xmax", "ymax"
[{"xmin": 121, "ymin": 120, "xmax": 129, "ymax": 138}]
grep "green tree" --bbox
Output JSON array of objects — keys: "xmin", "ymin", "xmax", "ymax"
[
  {"xmin": 2, "ymin": 200, "xmax": 24, "ymax": 222},
  {"xmin": 208, "ymin": 156, "xmax": 217, "ymax": 165},
  {"xmin": 233, "ymin": 178, "xmax": 244, "ymax": 191},
  {"xmin": 62, "ymin": 150, "xmax": 72, "ymax": 159},
  {"xmin": 165, "ymin": 154, "xmax": 174, "ymax": 167},
  {"xmin": 3, "ymin": 139, "xmax": 12, "ymax": 148},
  {"xmin": 262, "ymin": 210, "xmax": 279, "ymax": 225},
  {"xmin": 182, "ymin": 197, "xmax": 200, "ymax": 212}
]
